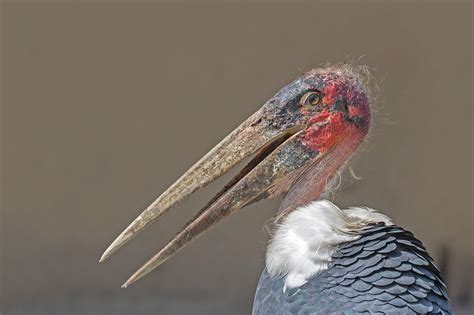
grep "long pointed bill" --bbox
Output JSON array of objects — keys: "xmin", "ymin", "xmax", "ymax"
[
  {"xmin": 100, "ymin": 108, "xmax": 303, "ymax": 262},
  {"xmin": 101, "ymin": 67, "xmax": 372, "ymax": 287},
  {"xmin": 122, "ymin": 128, "xmax": 318, "ymax": 287}
]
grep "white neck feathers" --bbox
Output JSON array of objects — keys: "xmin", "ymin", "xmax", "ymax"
[{"xmin": 265, "ymin": 200, "xmax": 392, "ymax": 289}]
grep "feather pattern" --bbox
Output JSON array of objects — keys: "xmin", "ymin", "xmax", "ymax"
[{"xmin": 253, "ymin": 207, "xmax": 452, "ymax": 314}]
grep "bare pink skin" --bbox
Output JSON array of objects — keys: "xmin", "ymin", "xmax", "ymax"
[{"xmin": 274, "ymin": 69, "xmax": 371, "ymax": 216}]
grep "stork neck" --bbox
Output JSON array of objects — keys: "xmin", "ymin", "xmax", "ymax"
[{"xmin": 277, "ymin": 138, "xmax": 359, "ymax": 217}]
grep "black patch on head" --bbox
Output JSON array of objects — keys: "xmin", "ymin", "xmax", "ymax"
[
  {"xmin": 261, "ymin": 96, "xmax": 305, "ymax": 132},
  {"xmin": 333, "ymin": 99, "xmax": 349, "ymax": 113},
  {"xmin": 285, "ymin": 97, "xmax": 301, "ymax": 113},
  {"xmin": 347, "ymin": 115, "xmax": 367, "ymax": 130}
]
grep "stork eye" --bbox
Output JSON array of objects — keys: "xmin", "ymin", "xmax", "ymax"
[{"xmin": 301, "ymin": 91, "xmax": 322, "ymax": 108}]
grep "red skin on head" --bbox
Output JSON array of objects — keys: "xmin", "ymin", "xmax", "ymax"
[{"xmin": 300, "ymin": 77, "xmax": 370, "ymax": 154}]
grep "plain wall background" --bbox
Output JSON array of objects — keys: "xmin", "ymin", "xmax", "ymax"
[{"xmin": 2, "ymin": 2, "xmax": 472, "ymax": 315}]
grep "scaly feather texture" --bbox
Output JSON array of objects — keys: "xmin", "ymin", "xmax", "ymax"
[
  {"xmin": 254, "ymin": 200, "xmax": 452, "ymax": 314},
  {"xmin": 266, "ymin": 200, "xmax": 392, "ymax": 289}
]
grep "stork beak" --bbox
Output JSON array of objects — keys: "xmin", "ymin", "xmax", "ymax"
[{"xmin": 100, "ymin": 103, "xmax": 320, "ymax": 287}]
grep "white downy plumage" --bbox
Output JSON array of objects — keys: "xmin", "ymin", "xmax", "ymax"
[{"xmin": 265, "ymin": 200, "xmax": 393, "ymax": 290}]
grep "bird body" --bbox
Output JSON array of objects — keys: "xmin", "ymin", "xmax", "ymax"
[
  {"xmin": 101, "ymin": 65, "xmax": 452, "ymax": 314},
  {"xmin": 253, "ymin": 201, "xmax": 452, "ymax": 314}
]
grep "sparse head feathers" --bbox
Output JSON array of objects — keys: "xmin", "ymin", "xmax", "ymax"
[{"xmin": 265, "ymin": 200, "xmax": 393, "ymax": 289}]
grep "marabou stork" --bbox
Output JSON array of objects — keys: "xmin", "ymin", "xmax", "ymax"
[{"xmin": 100, "ymin": 66, "xmax": 452, "ymax": 314}]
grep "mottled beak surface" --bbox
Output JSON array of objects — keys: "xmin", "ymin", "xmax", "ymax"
[{"xmin": 101, "ymin": 66, "xmax": 372, "ymax": 287}]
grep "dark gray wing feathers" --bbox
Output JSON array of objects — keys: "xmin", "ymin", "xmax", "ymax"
[{"xmin": 252, "ymin": 224, "xmax": 452, "ymax": 315}]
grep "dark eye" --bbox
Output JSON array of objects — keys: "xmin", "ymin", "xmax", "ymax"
[{"xmin": 301, "ymin": 91, "xmax": 322, "ymax": 108}]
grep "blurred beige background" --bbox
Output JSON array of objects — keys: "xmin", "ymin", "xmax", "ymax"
[{"xmin": 1, "ymin": 2, "xmax": 472, "ymax": 315}]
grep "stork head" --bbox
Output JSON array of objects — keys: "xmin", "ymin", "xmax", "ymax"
[{"xmin": 100, "ymin": 65, "xmax": 372, "ymax": 287}]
